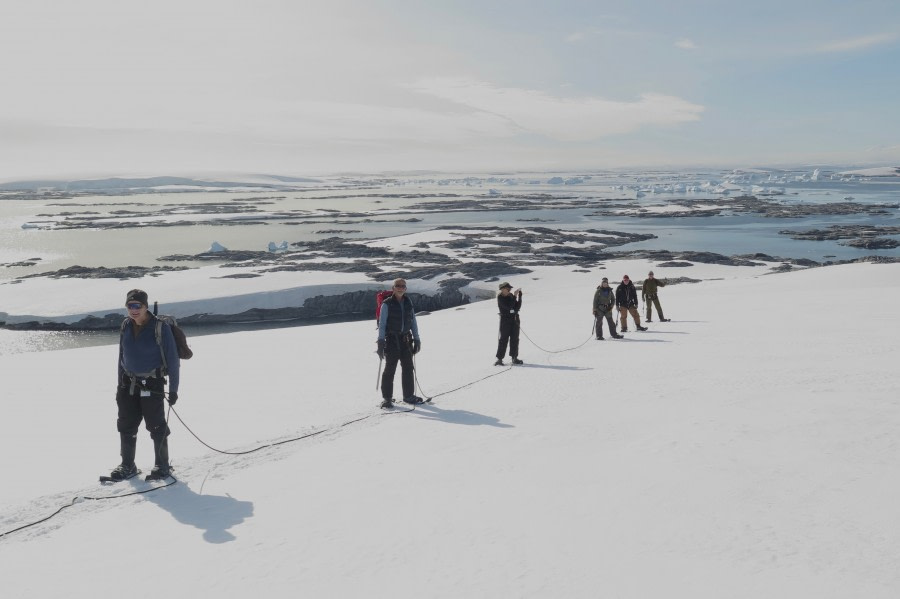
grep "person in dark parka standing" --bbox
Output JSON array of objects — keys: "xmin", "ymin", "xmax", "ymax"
[
  {"xmin": 593, "ymin": 277, "xmax": 623, "ymax": 339},
  {"xmin": 615, "ymin": 275, "xmax": 647, "ymax": 333},
  {"xmin": 495, "ymin": 281, "xmax": 523, "ymax": 365}
]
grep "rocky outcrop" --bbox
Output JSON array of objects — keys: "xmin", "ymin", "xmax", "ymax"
[
  {"xmin": 779, "ymin": 225, "xmax": 900, "ymax": 250},
  {"xmin": 843, "ymin": 238, "xmax": 899, "ymax": 250},
  {"xmin": 601, "ymin": 249, "xmax": 767, "ymax": 267},
  {"xmin": 16, "ymin": 264, "xmax": 190, "ymax": 280}
]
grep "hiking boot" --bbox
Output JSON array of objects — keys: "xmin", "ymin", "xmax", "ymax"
[
  {"xmin": 147, "ymin": 464, "xmax": 171, "ymax": 480},
  {"xmin": 646, "ymin": 319, "xmax": 652, "ymax": 322},
  {"xmin": 637, "ymin": 325, "xmax": 648, "ymax": 331},
  {"xmin": 661, "ymin": 318, "xmax": 670, "ymax": 322},
  {"xmin": 511, "ymin": 358, "xmax": 524, "ymax": 365},
  {"xmin": 596, "ymin": 335, "xmax": 604, "ymax": 340},
  {"xmin": 402, "ymin": 396, "xmax": 424, "ymax": 405},
  {"xmin": 109, "ymin": 462, "xmax": 138, "ymax": 481},
  {"xmin": 620, "ymin": 329, "xmax": 628, "ymax": 333},
  {"xmin": 380, "ymin": 398, "xmax": 395, "ymax": 408},
  {"xmin": 494, "ymin": 359, "xmax": 504, "ymax": 366},
  {"xmin": 612, "ymin": 334, "xmax": 624, "ymax": 339}
]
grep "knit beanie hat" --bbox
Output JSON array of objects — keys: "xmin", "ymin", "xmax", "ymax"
[{"xmin": 125, "ymin": 289, "xmax": 148, "ymax": 306}]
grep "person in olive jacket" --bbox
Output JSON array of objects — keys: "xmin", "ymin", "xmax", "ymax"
[
  {"xmin": 615, "ymin": 275, "xmax": 647, "ymax": 332},
  {"xmin": 642, "ymin": 270, "xmax": 670, "ymax": 322},
  {"xmin": 495, "ymin": 281, "xmax": 523, "ymax": 365},
  {"xmin": 592, "ymin": 277, "xmax": 623, "ymax": 339}
]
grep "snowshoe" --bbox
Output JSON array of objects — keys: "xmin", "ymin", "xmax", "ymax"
[
  {"xmin": 380, "ymin": 398, "xmax": 395, "ymax": 409},
  {"xmin": 402, "ymin": 396, "xmax": 425, "ymax": 405},
  {"xmin": 101, "ymin": 463, "xmax": 140, "ymax": 483},
  {"xmin": 145, "ymin": 465, "xmax": 172, "ymax": 482}
]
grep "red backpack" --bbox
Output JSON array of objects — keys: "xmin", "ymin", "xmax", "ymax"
[{"xmin": 375, "ymin": 290, "xmax": 393, "ymax": 325}]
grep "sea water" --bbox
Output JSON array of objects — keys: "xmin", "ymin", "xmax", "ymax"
[{"xmin": 2, "ymin": 170, "xmax": 898, "ymax": 354}]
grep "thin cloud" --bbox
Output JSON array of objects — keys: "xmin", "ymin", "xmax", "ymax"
[
  {"xmin": 409, "ymin": 78, "xmax": 704, "ymax": 141},
  {"xmin": 816, "ymin": 33, "xmax": 898, "ymax": 53},
  {"xmin": 675, "ymin": 38, "xmax": 698, "ymax": 50}
]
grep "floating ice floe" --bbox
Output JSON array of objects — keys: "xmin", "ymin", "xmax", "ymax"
[
  {"xmin": 268, "ymin": 241, "xmax": 290, "ymax": 252},
  {"xmin": 209, "ymin": 241, "xmax": 227, "ymax": 253}
]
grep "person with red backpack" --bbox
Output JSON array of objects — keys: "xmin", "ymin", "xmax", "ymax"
[
  {"xmin": 376, "ymin": 278, "xmax": 422, "ymax": 408},
  {"xmin": 109, "ymin": 289, "xmax": 181, "ymax": 482}
]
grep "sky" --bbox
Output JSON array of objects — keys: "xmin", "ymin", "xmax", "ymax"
[
  {"xmin": 2, "ymin": 258, "xmax": 899, "ymax": 597},
  {"xmin": 1, "ymin": 0, "xmax": 899, "ymax": 180}
]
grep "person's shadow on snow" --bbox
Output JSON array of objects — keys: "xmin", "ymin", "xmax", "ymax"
[
  {"xmin": 411, "ymin": 404, "xmax": 514, "ymax": 428},
  {"xmin": 143, "ymin": 479, "xmax": 254, "ymax": 543}
]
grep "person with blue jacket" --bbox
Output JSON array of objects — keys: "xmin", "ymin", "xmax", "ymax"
[
  {"xmin": 377, "ymin": 278, "xmax": 422, "ymax": 408},
  {"xmin": 110, "ymin": 289, "xmax": 180, "ymax": 481}
]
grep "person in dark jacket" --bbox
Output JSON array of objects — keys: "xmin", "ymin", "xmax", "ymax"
[
  {"xmin": 495, "ymin": 281, "xmax": 523, "ymax": 365},
  {"xmin": 615, "ymin": 275, "xmax": 647, "ymax": 332},
  {"xmin": 110, "ymin": 289, "xmax": 180, "ymax": 481},
  {"xmin": 592, "ymin": 277, "xmax": 623, "ymax": 339},
  {"xmin": 377, "ymin": 278, "xmax": 422, "ymax": 408},
  {"xmin": 642, "ymin": 270, "xmax": 670, "ymax": 322}
]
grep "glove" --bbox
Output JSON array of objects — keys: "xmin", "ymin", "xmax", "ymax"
[
  {"xmin": 412, "ymin": 339, "xmax": 421, "ymax": 355},
  {"xmin": 168, "ymin": 392, "xmax": 178, "ymax": 406},
  {"xmin": 377, "ymin": 339, "xmax": 385, "ymax": 360},
  {"xmin": 592, "ymin": 309, "xmax": 598, "ymax": 316}
]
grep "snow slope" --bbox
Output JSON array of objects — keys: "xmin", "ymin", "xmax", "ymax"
[{"xmin": 1, "ymin": 262, "xmax": 899, "ymax": 598}]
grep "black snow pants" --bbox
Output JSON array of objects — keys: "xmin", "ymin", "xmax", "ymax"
[
  {"xmin": 116, "ymin": 376, "xmax": 170, "ymax": 441},
  {"xmin": 496, "ymin": 316, "xmax": 520, "ymax": 360},
  {"xmin": 381, "ymin": 333, "xmax": 415, "ymax": 401}
]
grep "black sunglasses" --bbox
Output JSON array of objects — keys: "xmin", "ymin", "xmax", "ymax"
[{"xmin": 126, "ymin": 303, "xmax": 144, "ymax": 310}]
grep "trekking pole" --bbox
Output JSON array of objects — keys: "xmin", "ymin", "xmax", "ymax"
[{"xmin": 376, "ymin": 357, "xmax": 383, "ymax": 391}]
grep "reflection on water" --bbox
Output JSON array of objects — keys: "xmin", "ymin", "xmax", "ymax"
[
  {"xmin": 0, "ymin": 313, "xmax": 375, "ymax": 355},
  {"xmin": 0, "ymin": 329, "xmax": 119, "ymax": 355}
]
